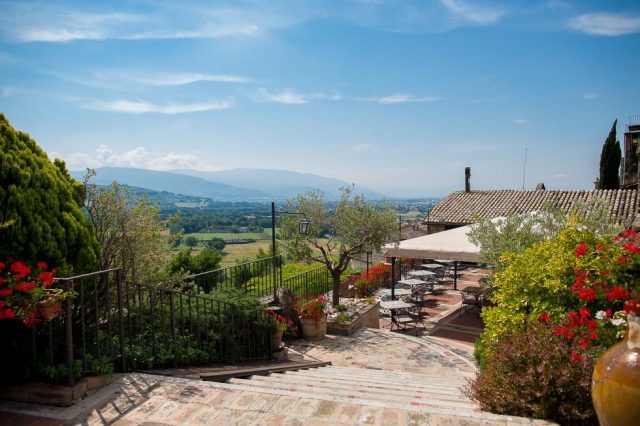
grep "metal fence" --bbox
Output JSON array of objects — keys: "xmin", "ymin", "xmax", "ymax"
[
  {"xmin": 185, "ymin": 256, "xmax": 282, "ymax": 298},
  {"xmin": 4, "ymin": 268, "xmax": 272, "ymax": 387},
  {"xmin": 282, "ymin": 265, "xmax": 332, "ymax": 297}
]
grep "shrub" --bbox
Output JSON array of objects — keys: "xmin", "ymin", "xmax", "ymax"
[
  {"xmin": 466, "ymin": 320, "xmax": 597, "ymax": 425},
  {"xmin": 477, "ymin": 227, "xmax": 598, "ymax": 364}
]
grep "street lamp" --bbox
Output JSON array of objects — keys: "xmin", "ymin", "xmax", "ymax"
[{"xmin": 271, "ymin": 202, "xmax": 310, "ymax": 299}]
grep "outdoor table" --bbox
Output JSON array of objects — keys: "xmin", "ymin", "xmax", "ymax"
[
  {"xmin": 380, "ymin": 288, "xmax": 411, "ymax": 297},
  {"xmin": 461, "ymin": 286, "xmax": 485, "ymax": 313},
  {"xmin": 408, "ymin": 270, "xmax": 436, "ymax": 278},
  {"xmin": 397, "ymin": 278, "xmax": 428, "ymax": 287},
  {"xmin": 421, "ymin": 263, "xmax": 444, "ymax": 270},
  {"xmin": 380, "ymin": 300, "xmax": 413, "ymax": 310},
  {"xmin": 434, "ymin": 259, "xmax": 454, "ymax": 264}
]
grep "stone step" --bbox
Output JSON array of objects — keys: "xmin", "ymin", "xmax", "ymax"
[
  {"xmin": 282, "ymin": 369, "xmax": 467, "ymax": 394},
  {"xmin": 226, "ymin": 377, "xmax": 478, "ymax": 411},
  {"xmin": 292, "ymin": 366, "xmax": 469, "ymax": 387},
  {"xmin": 249, "ymin": 373, "xmax": 467, "ymax": 401},
  {"xmin": 320, "ymin": 365, "xmax": 469, "ymax": 381}
]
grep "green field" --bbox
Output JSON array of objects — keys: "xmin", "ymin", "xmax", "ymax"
[{"xmin": 187, "ymin": 229, "xmax": 276, "ymax": 241}]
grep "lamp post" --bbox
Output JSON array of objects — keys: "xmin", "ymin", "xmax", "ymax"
[{"xmin": 271, "ymin": 202, "xmax": 310, "ymax": 299}]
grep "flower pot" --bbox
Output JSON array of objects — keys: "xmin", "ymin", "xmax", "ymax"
[
  {"xmin": 37, "ymin": 289, "xmax": 63, "ymax": 320},
  {"xmin": 592, "ymin": 313, "xmax": 640, "ymax": 426},
  {"xmin": 271, "ymin": 331, "xmax": 283, "ymax": 351},
  {"xmin": 302, "ymin": 315, "xmax": 327, "ymax": 340}
]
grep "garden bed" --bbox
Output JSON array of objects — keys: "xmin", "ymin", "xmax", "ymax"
[{"xmin": 327, "ymin": 299, "xmax": 379, "ymax": 336}]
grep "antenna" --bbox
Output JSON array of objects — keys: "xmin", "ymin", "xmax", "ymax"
[{"xmin": 522, "ymin": 148, "xmax": 528, "ymax": 190}]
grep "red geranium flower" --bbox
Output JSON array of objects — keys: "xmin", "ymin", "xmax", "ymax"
[{"xmin": 575, "ymin": 243, "xmax": 588, "ymax": 257}]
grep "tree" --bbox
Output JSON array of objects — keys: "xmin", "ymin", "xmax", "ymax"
[
  {"xmin": 0, "ymin": 114, "xmax": 99, "ymax": 273},
  {"xmin": 281, "ymin": 187, "xmax": 397, "ymax": 306},
  {"xmin": 184, "ymin": 236, "xmax": 199, "ymax": 248},
  {"xmin": 166, "ymin": 247, "xmax": 221, "ymax": 276},
  {"xmin": 207, "ymin": 237, "xmax": 226, "ymax": 251},
  {"xmin": 83, "ymin": 170, "xmax": 170, "ymax": 284},
  {"xmin": 598, "ymin": 119, "xmax": 621, "ymax": 189}
]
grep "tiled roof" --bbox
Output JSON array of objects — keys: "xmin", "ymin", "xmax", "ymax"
[{"xmin": 428, "ymin": 189, "xmax": 639, "ymax": 226}]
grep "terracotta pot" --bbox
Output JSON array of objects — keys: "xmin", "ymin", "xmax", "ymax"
[
  {"xmin": 37, "ymin": 289, "xmax": 63, "ymax": 321},
  {"xmin": 271, "ymin": 331, "xmax": 283, "ymax": 351},
  {"xmin": 302, "ymin": 314, "xmax": 327, "ymax": 340},
  {"xmin": 592, "ymin": 313, "xmax": 640, "ymax": 426}
]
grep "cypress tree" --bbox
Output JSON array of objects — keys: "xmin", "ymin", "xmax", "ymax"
[
  {"xmin": 0, "ymin": 113, "xmax": 99, "ymax": 274},
  {"xmin": 598, "ymin": 119, "xmax": 621, "ymax": 189}
]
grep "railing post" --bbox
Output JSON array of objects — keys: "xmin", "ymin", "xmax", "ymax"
[
  {"xmin": 116, "ymin": 269, "xmax": 126, "ymax": 373},
  {"xmin": 65, "ymin": 279, "xmax": 75, "ymax": 387}
]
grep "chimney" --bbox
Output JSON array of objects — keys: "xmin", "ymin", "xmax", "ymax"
[
  {"xmin": 535, "ymin": 183, "xmax": 546, "ymax": 191},
  {"xmin": 464, "ymin": 167, "xmax": 471, "ymax": 192}
]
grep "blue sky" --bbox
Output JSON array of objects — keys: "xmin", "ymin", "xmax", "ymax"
[{"xmin": 1, "ymin": 0, "xmax": 639, "ymax": 197}]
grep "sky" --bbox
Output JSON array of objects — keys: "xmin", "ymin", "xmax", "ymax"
[{"xmin": 1, "ymin": 0, "xmax": 639, "ymax": 198}]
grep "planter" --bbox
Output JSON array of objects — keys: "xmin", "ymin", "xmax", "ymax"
[
  {"xmin": 592, "ymin": 313, "xmax": 640, "ymax": 426},
  {"xmin": 271, "ymin": 331, "xmax": 283, "ymax": 351},
  {"xmin": 37, "ymin": 289, "xmax": 63, "ymax": 320},
  {"xmin": 327, "ymin": 302, "xmax": 379, "ymax": 336},
  {"xmin": 302, "ymin": 315, "xmax": 327, "ymax": 340}
]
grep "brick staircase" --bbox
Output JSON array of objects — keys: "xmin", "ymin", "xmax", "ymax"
[{"xmin": 224, "ymin": 365, "xmax": 479, "ymax": 416}]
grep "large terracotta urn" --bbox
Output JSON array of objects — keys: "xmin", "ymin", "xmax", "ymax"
[
  {"xmin": 271, "ymin": 331, "xmax": 283, "ymax": 351},
  {"xmin": 592, "ymin": 313, "xmax": 640, "ymax": 426},
  {"xmin": 302, "ymin": 315, "xmax": 327, "ymax": 340}
]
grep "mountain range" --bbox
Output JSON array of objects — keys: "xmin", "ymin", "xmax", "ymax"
[{"xmin": 70, "ymin": 167, "xmax": 387, "ymax": 201}]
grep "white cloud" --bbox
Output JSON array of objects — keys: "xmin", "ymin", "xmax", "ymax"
[
  {"xmin": 569, "ymin": 13, "xmax": 640, "ymax": 36},
  {"xmin": 83, "ymin": 99, "xmax": 233, "ymax": 114},
  {"xmin": 583, "ymin": 93, "xmax": 598, "ymax": 100},
  {"xmin": 1, "ymin": 86, "xmax": 16, "ymax": 97},
  {"xmin": 132, "ymin": 72, "xmax": 250, "ymax": 86},
  {"xmin": 372, "ymin": 93, "xmax": 440, "ymax": 104},
  {"xmin": 56, "ymin": 144, "xmax": 213, "ymax": 171},
  {"xmin": 353, "ymin": 144, "xmax": 372, "ymax": 152},
  {"xmin": 554, "ymin": 173, "xmax": 567, "ymax": 179},
  {"xmin": 254, "ymin": 88, "xmax": 342, "ymax": 105},
  {"xmin": 439, "ymin": 0, "xmax": 506, "ymax": 25},
  {"xmin": 255, "ymin": 88, "xmax": 306, "ymax": 104},
  {"xmin": 513, "ymin": 118, "xmax": 528, "ymax": 125}
]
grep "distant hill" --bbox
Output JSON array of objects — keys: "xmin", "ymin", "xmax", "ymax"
[
  {"xmin": 171, "ymin": 168, "xmax": 387, "ymax": 200},
  {"xmin": 70, "ymin": 167, "xmax": 388, "ymax": 201},
  {"xmin": 70, "ymin": 167, "xmax": 270, "ymax": 201}
]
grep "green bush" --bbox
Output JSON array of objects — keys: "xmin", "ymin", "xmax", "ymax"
[
  {"xmin": 477, "ymin": 227, "xmax": 599, "ymax": 364},
  {"xmin": 466, "ymin": 320, "xmax": 597, "ymax": 425}
]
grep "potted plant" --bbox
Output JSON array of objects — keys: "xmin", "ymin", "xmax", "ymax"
[
  {"xmin": 268, "ymin": 312, "xmax": 292, "ymax": 350},
  {"xmin": 295, "ymin": 295, "xmax": 327, "ymax": 340},
  {"xmin": 0, "ymin": 260, "xmax": 72, "ymax": 326}
]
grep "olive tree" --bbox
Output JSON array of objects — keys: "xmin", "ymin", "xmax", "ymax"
[
  {"xmin": 83, "ymin": 170, "xmax": 171, "ymax": 284},
  {"xmin": 281, "ymin": 187, "xmax": 397, "ymax": 306}
]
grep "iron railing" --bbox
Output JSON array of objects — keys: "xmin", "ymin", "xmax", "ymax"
[
  {"xmin": 282, "ymin": 265, "xmax": 332, "ymax": 297},
  {"xmin": 4, "ymin": 268, "xmax": 272, "ymax": 387},
  {"xmin": 185, "ymin": 256, "xmax": 282, "ymax": 298}
]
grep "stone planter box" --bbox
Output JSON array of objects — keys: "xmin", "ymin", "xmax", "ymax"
[{"xmin": 327, "ymin": 302, "xmax": 379, "ymax": 336}]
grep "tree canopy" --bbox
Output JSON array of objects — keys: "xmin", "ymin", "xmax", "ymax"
[
  {"xmin": 83, "ymin": 170, "xmax": 172, "ymax": 284},
  {"xmin": 598, "ymin": 119, "xmax": 621, "ymax": 189},
  {"xmin": 281, "ymin": 187, "xmax": 397, "ymax": 305},
  {"xmin": 0, "ymin": 114, "xmax": 99, "ymax": 273}
]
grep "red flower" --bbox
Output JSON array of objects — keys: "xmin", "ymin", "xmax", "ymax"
[
  {"xmin": 538, "ymin": 312, "xmax": 551, "ymax": 322},
  {"xmin": 596, "ymin": 242, "xmax": 604, "ymax": 252},
  {"xmin": 0, "ymin": 262, "xmax": 4, "ymax": 270},
  {"xmin": 36, "ymin": 261, "xmax": 48, "ymax": 269},
  {"xmin": 577, "ymin": 288, "xmax": 596, "ymax": 302},
  {"xmin": 0, "ymin": 277, "xmax": 4, "ymax": 286},
  {"xmin": 13, "ymin": 281, "xmax": 37, "ymax": 292},
  {"xmin": 590, "ymin": 331, "xmax": 598, "ymax": 341},
  {"xmin": 553, "ymin": 326, "xmax": 567, "ymax": 336},
  {"xmin": 586, "ymin": 319, "xmax": 598, "ymax": 330},
  {"xmin": 575, "ymin": 243, "xmax": 588, "ymax": 258},
  {"xmin": 605, "ymin": 286, "xmax": 628, "ymax": 301},
  {"xmin": 0, "ymin": 288, "xmax": 12, "ymax": 297},
  {"xmin": 566, "ymin": 330, "xmax": 575, "ymax": 340},
  {"xmin": 616, "ymin": 256, "xmax": 628, "ymax": 264},
  {"xmin": 579, "ymin": 338, "xmax": 589, "ymax": 349},
  {"xmin": 570, "ymin": 352, "xmax": 583, "ymax": 363},
  {"xmin": 9, "ymin": 261, "xmax": 31, "ymax": 279},
  {"xmin": 623, "ymin": 242, "xmax": 640, "ymax": 254},
  {"xmin": 624, "ymin": 299, "xmax": 640, "ymax": 315},
  {"xmin": 572, "ymin": 274, "xmax": 586, "ymax": 291},
  {"xmin": 579, "ymin": 306, "xmax": 590, "ymax": 318},
  {"xmin": 37, "ymin": 271, "xmax": 55, "ymax": 287},
  {"xmin": 0, "ymin": 308, "xmax": 16, "ymax": 319},
  {"xmin": 605, "ymin": 308, "xmax": 612, "ymax": 318}
]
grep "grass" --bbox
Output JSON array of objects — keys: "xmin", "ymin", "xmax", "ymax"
[
  {"xmin": 220, "ymin": 240, "xmax": 271, "ymax": 267},
  {"xmin": 186, "ymin": 229, "xmax": 276, "ymax": 241}
]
